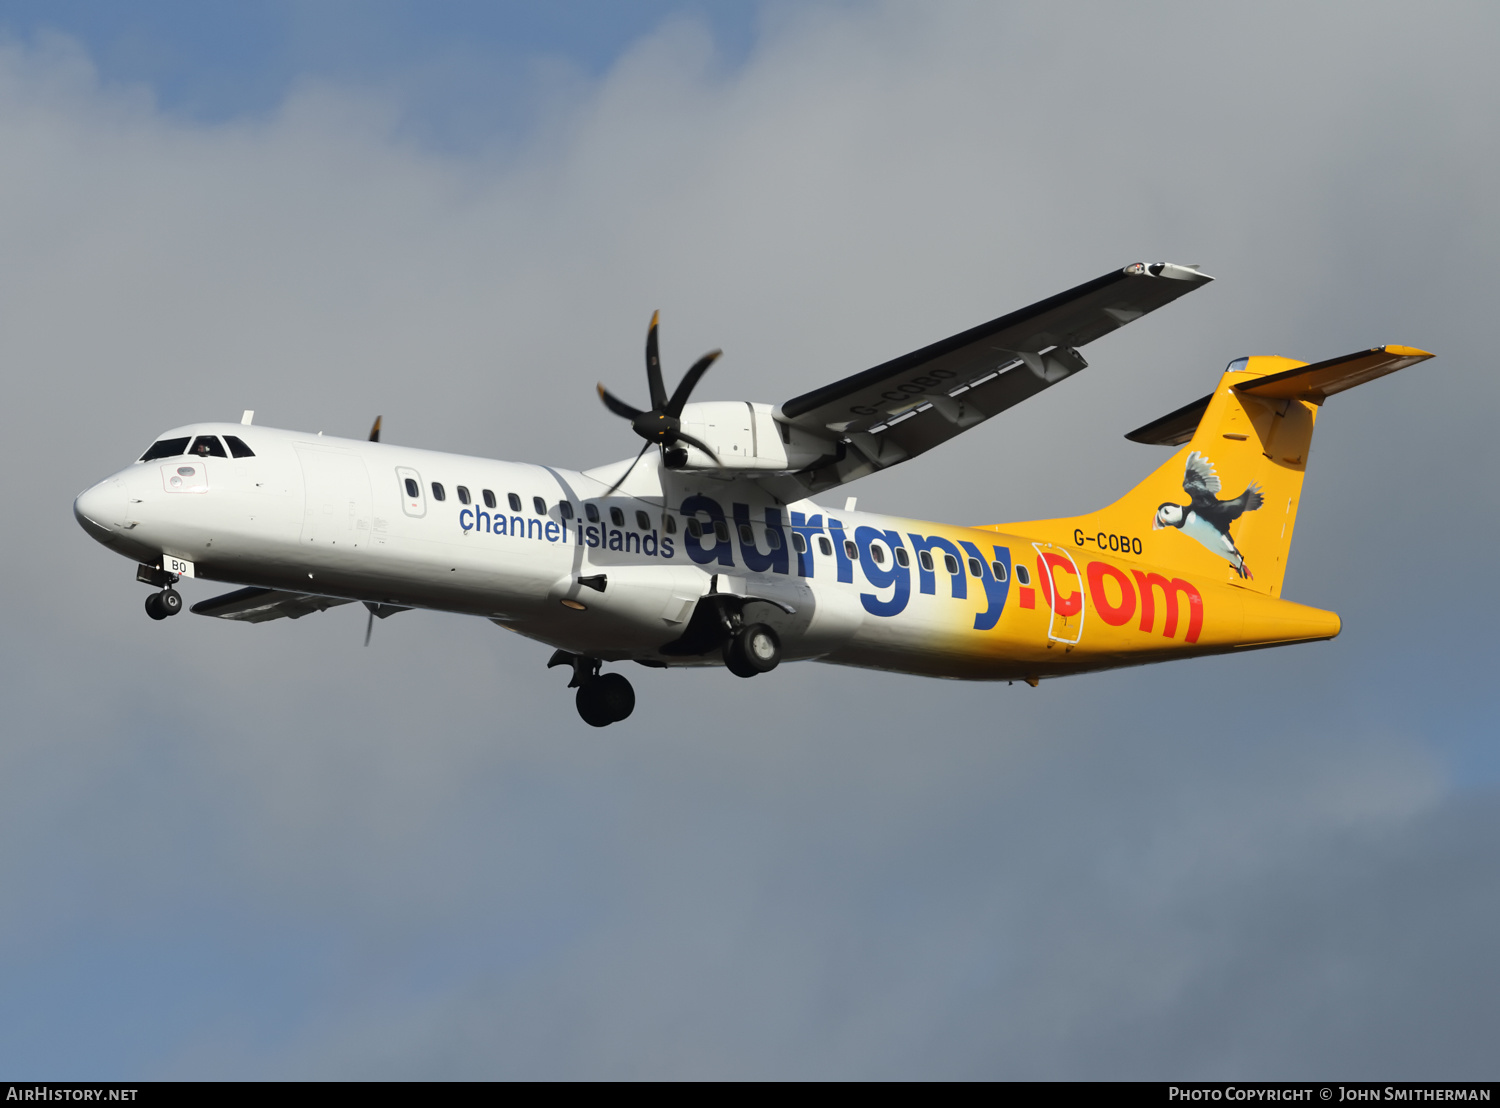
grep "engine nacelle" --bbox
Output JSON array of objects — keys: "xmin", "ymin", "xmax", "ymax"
[{"xmin": 672, "ymin": 402, "xmax": 831, "ymax": 473}]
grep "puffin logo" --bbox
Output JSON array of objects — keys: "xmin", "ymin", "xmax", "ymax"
[{"xmin": 1152, "ymin": 451, "xmax": 1263, "ymax": 578}]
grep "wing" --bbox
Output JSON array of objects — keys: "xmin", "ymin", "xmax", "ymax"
[
  {"xmin": 771, "ymin": 262, "xmax": 1212, "ymax": 495},
  {"xmin": 190, "ymin": 586, "xmax": 355, "ymax": 623},
  {"xmin": 1182, "ymin": 450, "xmax": 1221, "ymax": 501}
]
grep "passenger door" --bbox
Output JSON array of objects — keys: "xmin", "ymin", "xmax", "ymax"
[{"xmin": 1032, "ymin": 541, "xmax": 1085, "ymax": 647}]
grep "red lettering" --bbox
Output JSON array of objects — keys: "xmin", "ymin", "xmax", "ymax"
[
  {"xmin": 1018, "ymin": 587, "xmax": 1035, "ymax": 609},
  {"xmin": 1037, "ymin": 553, "xmax": 1082, "ymax": 617},
  {"xmin": 1087, "ymin": 561, "xmax": 1136, "ymax": 626},
  {"xmin": 1130, "ymin": 570, "xmax": 1204, "ymax": 644}
]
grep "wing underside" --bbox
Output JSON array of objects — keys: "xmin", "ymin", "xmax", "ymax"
[
  {"xmin": 771, "ymin": 262, "xmax": 1212, "ymax": 496},
  {"xmin": 191, "ymin": 586, "xmax": 354, "ymax": 623}
]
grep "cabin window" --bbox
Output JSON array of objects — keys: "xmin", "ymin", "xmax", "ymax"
[
  {"xmin": 482, "ymin": 489, "xmax": 496, "ymax": 509},
  {"xmin": 818, "ymin": 537, "xmax": 833, "ymax": 556},
  {"xmin": 559, "ymin": 501, "xmax": 574, "ymax": 520},
  {"xmin": 992, "ymin": 561, "xmax": 1007, "ymax": 582},
  {"xmin": 1015, "ymin": 565, "xmax": 1031, "ymax": 586},
  {"xmin": 895, "ymin": 547, "xmax": 909, "ymax": 568},
  {"xmin": 508, "ymin": 493, "xmax": 522, "ymax": 512},
  {"xmin": 687, "ymin": 518, "xmax": 702, "ymax": 539},
  {"xmin": 714, "ymin": 520, "xmax": 730, "ymax": 543},
  {"xmin": 636, "ymin": 510, "xmax": 651, "ymax": 530},
  {"xmin": 585, "ymin": 502, "xmax": 600, "ymax": 523},
  {"xmin": 139, "ymin": 437, "xmax": 191, "ymax": 462},
  {"xmin": 457, "ymin": 486, "xmax": 471, "ymax": 505},
  {"xmin": 871, "ymin": 544, "xmax": 886, "ymax": 565},
  {"xmin": 663, "ymin": 514, "xmax": 676, "ymax": 534},
  {"xmin": 792, "ymin": 533, "xmax": 807, "ymax": 554},
  {"xmin": 766, "ymin": 529, "xmax": 782, "ymax": 550},
  {"xmin": 738, "ymin": 523, "xmax": 755, "ymax": 545},
  {"xmin": 224, "ymin": 435, "xmax": 256, "ymax": 458},
  {"xmin": 919, "ymin": 551, "xmax": 934, "ymax": 572},
  {"xmin": 968, "ymin": 557, "xmax": 983, "ymax": 577},
  {"xmin": 531, "ymin": 496, "xmax": 544, "ymax": 515},
  {"xmin": 431, "ymin": 482, "xmax": 446, "ymax": 502},
  {"xmin": 404, "ymin": 478, "xmax": 419, "ymax": 498},
  {"xmin": 610, "ymin": 506, "xmax": 625, "ymax": 527},
  {"xmin": 943, "ymin": 553, "xmax": 959, "ymax": 575},
  {"xmin": 844, "ymin": 539, "xmax": 858, "ymax": 559}
]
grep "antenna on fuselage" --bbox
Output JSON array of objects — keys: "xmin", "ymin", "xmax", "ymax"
[{"xmin": 368, "ymin": 416, "xmax": 382, "ymax": 443}]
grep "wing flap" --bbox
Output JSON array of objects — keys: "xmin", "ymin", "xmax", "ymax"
[{"xmin": 191, "ymin": 586, "xmax": 354, "ymax": 623}]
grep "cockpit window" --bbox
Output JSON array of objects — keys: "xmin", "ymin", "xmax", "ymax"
[
  {"xmin": 223, "ymin": 435, "xmax": 256, "ymax": 458},
  {"xmin": 139, "ymin": 437, "xmax": 191, "ymax": 462},
  {"xmin": 188, "ymin": 436, "xmax": 227, "ymax": 458}
]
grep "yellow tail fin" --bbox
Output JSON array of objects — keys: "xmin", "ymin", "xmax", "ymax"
[{"xmin": 1008, "ymin": 346, "xmax": 1432, "ymax": 596}]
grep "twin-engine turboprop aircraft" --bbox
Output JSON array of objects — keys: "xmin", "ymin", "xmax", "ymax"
[{"xmin": 73, "ymin": 263, "xmax": 1433, "ymax": 726}]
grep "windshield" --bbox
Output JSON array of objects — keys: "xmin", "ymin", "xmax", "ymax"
[{"xmin": 139, "ymin": 437, "xmax": 191, "ymax": 462}]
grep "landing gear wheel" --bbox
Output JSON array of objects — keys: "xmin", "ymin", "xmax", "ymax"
[
  {"xmin": 159, "ymin": 589, "xmax": 182, "ymax": 617},
  {"xmin": 144, "ymin": 592, "xmax": 168, "ymax": 621},
  {"xmin": 723, "ymin": 622, "xmax": 780, "ymax": 678},
  {"xmin": 576, "ymin": 672, "xmax": 635, "ymax": 727}
]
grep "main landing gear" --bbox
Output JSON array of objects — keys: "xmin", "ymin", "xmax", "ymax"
[
  {"xmin": 549, "ymin": 651, "xmax": 636, "ymax": 728},
  {"xmin": 722, "ymin": 622, "xmax": 781, "ymax": 678}
]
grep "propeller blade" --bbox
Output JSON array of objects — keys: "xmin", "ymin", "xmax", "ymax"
[
  {"xmin": 364, "ymin": 607, "xmax": 374, "ymax": 647},
  {"xmin": 368, "ymin": 415, "xmax": 382, "ymax": 443},
  {"xmin": 666, "ymin": 349, "xmax": 721, "ymax": 417},
  {"xmin": 645, "ymin": 310, "xmax": 667, "ymax": 411},
  {"xmin": 670, "ymin": 430, "xmax": 721, "ymax": 465},
  {"xmin": 600, "ymin": 442, "xmax": 653, "ymax": 498},
  {"xmin": 597, "ymin": 384, "xmax": 645, "ymax": 421}
]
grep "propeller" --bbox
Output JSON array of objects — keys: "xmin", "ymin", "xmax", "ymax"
[{"xmin": 597, "ymin": 312, "xmax": 721, "ymax": 495}]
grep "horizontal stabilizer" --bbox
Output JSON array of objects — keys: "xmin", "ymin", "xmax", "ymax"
[
  {"xmin": 191, "ymin": 586, "xmax": 354, "ymax": 623},
  {"xmin": 1126, "ymin": 345, "xmax": 1434, "ymax": 444},
  {"xmin": 1236, "ymin": 345, "xmax": 1433, "ymax": 403},
  {"xmin": 1124, "ymin": 392, "xmax": 1212, "ymax": 445}
]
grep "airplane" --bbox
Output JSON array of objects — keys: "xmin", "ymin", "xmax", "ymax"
[{"xmin": 72, "ymin": 262, "xmax": 1433, "ymax": 726}]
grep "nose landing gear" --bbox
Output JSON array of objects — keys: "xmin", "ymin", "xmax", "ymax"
[
  {"xmin": 144, "ymin": 588, "xmax": 182, "ymax": 620},
  {"xmin": 548, "ymin": 651, "xmax": 636, "ymax": 727}
]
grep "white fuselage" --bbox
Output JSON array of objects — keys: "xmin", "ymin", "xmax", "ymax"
[{"xmin": 74, "ymin": 422, "xmax": 1009, "ymax": 676}]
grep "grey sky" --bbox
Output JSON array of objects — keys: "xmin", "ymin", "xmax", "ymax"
[{"xmin": 1, "ymin": 1, "xmax": 1496, "ymax": 1078}]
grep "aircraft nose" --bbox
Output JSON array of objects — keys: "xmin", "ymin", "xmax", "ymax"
[{"xmin": 74, "ymin": 479, "xmax": 125, "ymax": 544}]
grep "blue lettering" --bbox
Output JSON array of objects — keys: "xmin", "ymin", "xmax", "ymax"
[
  {"xmin": 625, "ymin": 531, "xmax": 641, "ymax": 554},
  {"xmin": 960, "ymin": 541, "xmax": 1010, "ymax": 631},
  {"xmin": 907, "ymin": 533, "xmax": 967, "ymax": 599},
  {"xmin": 856, "ymin": 525, "xmax": 910, "ymax": 617},
  {"xmin": 608, "ymin": 529, "xmax": 623, "ymax": 552},
  {"xmin": 681, "ymin": 494, "xmax": 735, "ymax": 567},
  {"xmin": 545, "ymin": 520, "xmax": 560, "ymax": 543},
  {"xmin": 585, "ymin": 524, "xmax": 600, "ymax": 548},
  {"xmin": 510, "ymin": 515, "xmax": 525, "ymax": 536},
  {"xmin": 661, "ymin": 537, "xmax": 675, "ymax": 559},
  {"xmin": 527, "ymin": 518, "xmax": 542, "ymax": 541},
  {"xmin": 734, "ymin": 504, "xmax": 790, "ymax": 575},
  {"xmin": 789, "ymin": 511, "xmax": 824, "ymax": 578},
  {"xmin": 827, "ymin": 518, "xmax": 855, "ymax": 584},
  {"xmin": 644, "ymin": 530, "xmax": 659, "ymax": 557},
  {"xmin": 459, "ymin": 508, "xmax": 474, "ymax": 532}
]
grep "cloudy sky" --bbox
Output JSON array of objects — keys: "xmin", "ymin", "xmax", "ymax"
[{"xmin": 3, "ymin": 0, "xmax": 1497, "ymax": 1079}]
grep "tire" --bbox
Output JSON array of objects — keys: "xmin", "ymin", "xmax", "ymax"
[
  {"xmin": 724, "ymin": 622, "xmax": 780, "ymax": 677},
  {"xmin": 593, "ymin": 672, "xmax": 635, "ymax": 723},
  {"xmin": 576, "ymin": 682, "xmax": 613, "ymax": 727},
  {"xmin": 144, "ymin": 592, "xmax": 168, "ymax": 621},
  {"xmin": 160, "ymin": 589, "xmax": 183, "ymax": 616}
]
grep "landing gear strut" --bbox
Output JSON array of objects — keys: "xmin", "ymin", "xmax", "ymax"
[{"xmin": 549, "ymin": 650, "xmax": 635, "ymax": 728}]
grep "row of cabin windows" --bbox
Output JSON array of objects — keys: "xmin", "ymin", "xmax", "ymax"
[
  {"xmin": 410, "ymin": 480, "xmax": 681, "ymax": 535},
  {"xmin": 139, "ymin": 434, "xmax": 255, "ymax": 462},
  {"xmin": 781, "ymin": 531, "xmax": 1027, "ymax": 584}
]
